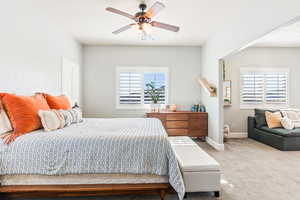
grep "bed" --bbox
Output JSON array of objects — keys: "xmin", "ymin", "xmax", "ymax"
[{"xmin": 0, "ymin": 118, "xmax": 185, "ymax": 200}]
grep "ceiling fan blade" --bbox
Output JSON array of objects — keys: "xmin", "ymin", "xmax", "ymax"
[
  {"xmin": 146, "ymin": 2, "xmax": 165, "ymax": 18},
  {"xmin": 106, "ymin": 7, "xmax": 135, "ymax": 19},
  {"xmin": 112, "ymin": 24, "xmax": 136, "ymax": 34},
  {"xmin": 151, "ymin": 21, "xmax": 180, "ymax": 32}
]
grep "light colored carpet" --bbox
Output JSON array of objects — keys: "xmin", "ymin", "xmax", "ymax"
[{"xmin": 19, "ymin": 139, "xmax": 300, "ymax": 200}]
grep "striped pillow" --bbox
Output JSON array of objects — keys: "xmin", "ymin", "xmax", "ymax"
[
  {"xmin": 39, "ymin": 108, "xmax": 83, "ymax": 132},
  {"xmin": 59, "ymin": 108, "xmax": 83, "ymax": 126}
]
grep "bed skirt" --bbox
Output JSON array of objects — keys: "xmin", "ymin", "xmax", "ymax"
[{"xmin": 0, "ymin": 174, "xmax": 168, "ymax": 186}]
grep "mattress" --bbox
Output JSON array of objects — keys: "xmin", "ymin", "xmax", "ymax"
[{"xmin": 1, "ymin": 174, "xmax": 168, "ymax": 186}]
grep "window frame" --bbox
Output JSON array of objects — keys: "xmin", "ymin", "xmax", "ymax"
[
  {"xmin": 240, "ymin": 67, "xmax": 290, "ymax": 109},
  {"xmin": 116, "ymin": 66, "xmax": 169, "ymax": 109}
]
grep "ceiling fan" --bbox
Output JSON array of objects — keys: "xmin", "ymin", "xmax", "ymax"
[{"xmin": 106, "ymin": 1, "xmax": 180, "ymax": 38}]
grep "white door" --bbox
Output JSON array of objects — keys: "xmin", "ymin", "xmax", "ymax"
[{"xmin": 61, "ymin": 57, "xmax": 80, "ymax": 105}]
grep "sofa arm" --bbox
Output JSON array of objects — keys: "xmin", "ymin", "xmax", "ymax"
[{"xmin": 248, "ymin": 116, "xmax": 256, "ymax": 139}]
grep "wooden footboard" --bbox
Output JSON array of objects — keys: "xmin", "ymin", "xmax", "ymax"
[{"xmin": 0, "ymin": 183, "xmax": 172, "ymax": 200}]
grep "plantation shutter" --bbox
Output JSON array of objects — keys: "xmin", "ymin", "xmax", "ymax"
[
  {"xmin": 119, "ymin": 72, "xmax": 142, "ymax": 104},
  {"xmin": 240, "ymin": 72, "xmax": 264, "ymax": 104},
  {"xmin": 265, "ymin": 72, "xmax": 288, "ymax": 104},
  {"xmin": 240, "ymin": 69, "xmax": 289, "ymax": 108}
]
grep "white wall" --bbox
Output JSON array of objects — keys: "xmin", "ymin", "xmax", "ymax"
[
  {"xmin": 200, "ymin": 0, "xmax": 300, "ymax": 149},
  {"xmin": 83, "ymin": 46, "xmax": 201, "ymax": 118},
  {"xmin": 0, "ymin": 1, "xmax": 82, "ymax": 100},
  {"xmin": 224, "ymin": 47, "xmax": 300, "ymax": 132}
]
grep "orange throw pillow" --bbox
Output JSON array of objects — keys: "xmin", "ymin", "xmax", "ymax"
[
  {"xmin": 43, "ymin": 94, "xmax": 71, "ymax": 110},
  {"xmin": 1, "ymin": 93, "xmax": 50, "ymax": 143}
]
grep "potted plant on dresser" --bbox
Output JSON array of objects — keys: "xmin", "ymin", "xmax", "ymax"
[{"xmin": 145, "ymin": 81, "xmax": 161, "ymax": 112}]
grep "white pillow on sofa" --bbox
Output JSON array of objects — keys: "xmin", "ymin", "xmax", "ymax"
[
  {"xmin": 281, "ymin": 117, "xmax": 294, "ymax": 130},
  {"xmin": 281, "ymin": 108, "xmax": 300, "ymax": 128}
]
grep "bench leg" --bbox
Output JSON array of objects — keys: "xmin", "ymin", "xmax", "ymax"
[
  {"xmin": 184, "ymin": 193, "xmax": 188, "ymax": 199},
  {"xmin": 159, "ymin": 189, "xmax": 166, "ymax": 200},
  {"xmin": 214, "ymin": 191, "xmax": 220, "ymax": 197}
]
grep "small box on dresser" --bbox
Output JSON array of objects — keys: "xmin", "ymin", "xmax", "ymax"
[{"xmin": 146, "ymin": 111, "xmax": 208, "ymax": 139}]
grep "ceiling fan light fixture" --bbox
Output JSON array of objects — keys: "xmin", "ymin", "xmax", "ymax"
[
  {"xmin": 106, "ymin": 1, "xmax": 180, "ymax": 39},
  {"xmin": 142, "ymin": 23, "xmax": 153, "ymax": 33}
]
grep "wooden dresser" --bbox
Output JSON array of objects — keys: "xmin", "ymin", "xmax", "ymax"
[{"xmin": 146, "ymin": 111, "xmax": 208, "ymax": 138}]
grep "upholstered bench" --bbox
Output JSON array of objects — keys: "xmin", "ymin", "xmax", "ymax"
[{"xmin": 169, "ymin": 137, "xmax": 221, "ymax": 198}]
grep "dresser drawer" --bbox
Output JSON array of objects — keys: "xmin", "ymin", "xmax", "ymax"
[
  {"xmin": 189, "ymin": 119, "xmax": 208, "ymax": 130},
  {"xmin": 167, "ymin": 129, "xmax": 188, "ymax": 136},
  {"xmin": 166, "ymin": 121, "xmax": 188, "ymax": 129},
  {"xmin": 166, "ymin": 114, "xmax": 188, "ymax": 121},
  {"xmin": 189, "ymin": 114, "xmax": 207, "ymax": 119}
]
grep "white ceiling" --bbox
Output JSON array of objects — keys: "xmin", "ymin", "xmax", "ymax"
[
  {"xmin": 36, "ymin": 0, "xmax": 256, "ymax": 46},
  {"xmin": 254, "ymin": 21, "xmax": 300, "ymax": 47}
]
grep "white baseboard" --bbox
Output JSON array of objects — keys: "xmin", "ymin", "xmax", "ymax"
[
  {"xmin": 206, "ymin": 137, "xmax": 224, "ymax": 151},
  {"xmin": 226, "ymin": 132, "xmax": 248, "ymax": 138}
]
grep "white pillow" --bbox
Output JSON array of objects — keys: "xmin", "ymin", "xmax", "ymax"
[
  {"xmin": 38, "ymin": 110, "xmax": 65, "ymax": 132},
  {"xmin": 281, "ymin": 117, "xmax": 294, "ymax": 130},
  {"xmin": 0, "ymin": 108, "xmax": 13, "ymax": 135},
  {"xmin": 281, "ymin": 109, "xmax": 300, "ymax": 128}
]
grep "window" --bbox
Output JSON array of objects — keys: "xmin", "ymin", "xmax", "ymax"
[
  {"xmin": 116, "ymin": 67, "xmax": 168, "ymax": 109},
  {"xmin": 240, "ymin": 68, "xmax": 289, "ymax": 109}
]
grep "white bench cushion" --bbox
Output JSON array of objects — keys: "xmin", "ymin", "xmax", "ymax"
[{"xmin": 169, "ymin": 137, "xmax": 220, "ymax": 172}]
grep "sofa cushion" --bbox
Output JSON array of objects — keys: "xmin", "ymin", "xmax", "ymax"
[
  {"xmin": 255, "ymin": 109, "xmax": 279, "ymax": 128},
  {"xmin": 169, "ymin": 137, "xmax": 220, "ymax": 172},
  {"xmin": 260, "ymin": 126, "xmax": 300, "ymax": 137}
]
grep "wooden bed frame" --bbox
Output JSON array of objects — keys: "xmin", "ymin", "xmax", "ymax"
[{"xmin": 0, "ymin": 183, "xmax": 173, "ymax": 200}]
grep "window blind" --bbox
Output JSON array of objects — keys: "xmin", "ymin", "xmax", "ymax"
[
  {"xmin": 240, "ymin": 69, "xmax": 289, "ymax": 107},
  {"xmin": 265, "ymin": 72, "xmax": 288, "ymax": 104},
  {"xmin": 119, "ymin": 72, "xmax": 142, "ymax": 104},
  {"xmin": 240, "ymin": 72, "xmax": 264, "ymax": 104},
  {"xmin": 116, "ymin": 67, "xmax": 168, "ymax": 108}
]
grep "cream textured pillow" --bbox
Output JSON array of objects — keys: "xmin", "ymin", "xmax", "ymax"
[
  {"xmin": 265, "ymin": 111, "xmax": 282, "ymax": 128},
  {"xmin": 38, "ymin": 110, "xmax": 65, "ymax": 132},
  {"xmin": 281, "ymin": 117, "xmax": 294, "ymax": 130}
]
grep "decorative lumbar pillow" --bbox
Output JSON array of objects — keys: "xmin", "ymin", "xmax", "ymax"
[
  {"xmin": 39, "ymin": 108, "xmax": 83, "ymax": 131},
  {"xmin": 38, "ymin": 110, "xmax": 65, "ymax": 132},
  {"xmin": 255, "ymin": 109, "xmax": 279, "ymax": 128},
  {"xmin": 281, "ymin": 117, "xmax": 294, "ymax": 130},
  {"xmin": 1, "ymin": 93, "xmax": 50, "ymax": 144},
  {"xmin": 43, "ymin": 94, "xmax": 71, "ymax": 110},
  {"xmin": 59, "ymin": 108, "xmax": 83, "ymax": 126},
  {"xmin": 265, "ymin": 111, "xmax": 282, "ymax": 128}
]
